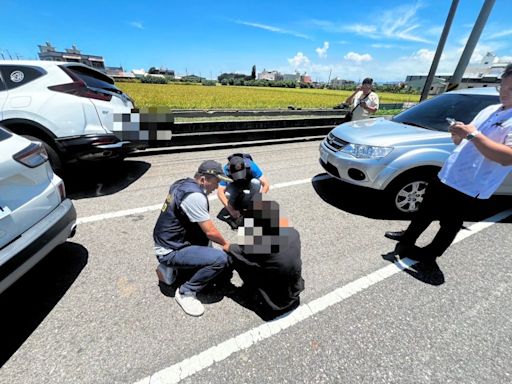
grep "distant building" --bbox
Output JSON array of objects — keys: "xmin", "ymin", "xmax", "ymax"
[
  {"xmin": 258, "ymin": 70, "xmax": 282, "ymax": 81},
  {"xmin": 300, "ymin": 74, "xmax": 312, "ymax": 83},
  {"xmin": 404, "ymin": 75, "xmax": 447, "ymax": 95},
  {"xmin": 283, "ymin": 73, "xmax": 301, "ymax": 82},
  {"xmin": 330, "ymin": 78, "xmax": 355, "ymax": 87},
  {"xmin": 132, "ymin": 69, "xmax": 147, "ymax": 78},
  {"xmin": 105, "ymin": 66, "xmax": 135, "ymax": 80},
  {"xmin": 148, "ymin": 67, "xmax": 175, "ymax": 77},
  {"xmin": 38, "ymin": 42, "xmax": 106, "ymax": 71},
  {"xmin": 404, "ymin": 52, "xmax": 512, "ymax": 95}
]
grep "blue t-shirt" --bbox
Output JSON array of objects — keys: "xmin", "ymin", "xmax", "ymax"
[{"xmin": 220, "ymin": 160, "xmax": 263, "ymax": 187}]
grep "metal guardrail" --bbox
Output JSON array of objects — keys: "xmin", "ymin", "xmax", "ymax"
[{"xmin": 122, "ymin": 103, "xmax": 412, "ymax": 148}]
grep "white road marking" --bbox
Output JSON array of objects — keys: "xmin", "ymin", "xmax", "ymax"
[
  {"xmin": 134, "ymin": 208, "xmax": 512, "ymax": 384},
  {"xmin": 76, "ymin": 174, "xmax": 332, "ymax": 225}
]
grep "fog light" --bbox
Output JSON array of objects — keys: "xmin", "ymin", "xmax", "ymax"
[{"xmin": 348, "ymin": 168, "xmax": 365, "ymax": 181}]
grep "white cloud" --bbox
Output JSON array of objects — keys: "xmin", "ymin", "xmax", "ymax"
[
  {"xmin": 344, "ymin": 24, "xmax": 378, "ymax": 35},
  {"xmin": 129, "ymin": 21, "xmax": 144, "ymax": 30},
  {"xmin": 234, "ymin": 20, "xmax": 311, "ymax": 40},
  {"xmin": 412, "ymin": 49, "xmax": 435, "ymax": 61},
  {"xmin": 288, "ymin": 52, "xmax": 310, "ymax": 68},
  {"xmin": 316, "ymin": 42, "xmax": 329, "ymax": 58},
  {"xmin": 498, "ymin": 56, "xmax": 512, "ymax": 63},
  {"xmin": 344, "ymin": 52, "xmax": 373, "ymax": 63},
  {"xmin": 371, "ymin": 44, "xmax": 395, "ymax": 49},
  {"xmin": 488, "ymin": 29, "xmax": 512, "ymax": 39},
  {"xmin": 342, "ymin": 4, "xmax": 432, "ymax": 43}
]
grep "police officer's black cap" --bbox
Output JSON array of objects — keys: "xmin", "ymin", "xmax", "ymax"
[{"xmin": 198, "ymin": 160, "xmax": 232, "ymax": 182}]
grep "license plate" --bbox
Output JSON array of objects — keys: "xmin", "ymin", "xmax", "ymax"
[{"xmin": 320, "ymin": 148, "xmax": 329, "ymax": 163}]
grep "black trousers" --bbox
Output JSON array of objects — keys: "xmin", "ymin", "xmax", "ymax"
[{"xmin": 401, "ymin": 178, "xmax": 480, "ymax": 257}]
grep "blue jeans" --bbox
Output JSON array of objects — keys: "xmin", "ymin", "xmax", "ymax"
[
  {"xmin": 227, "ymin": 178, "xmax": 261, "ymax": 210},
  {"xmin": 158, "ymin": 246, "xmax": 228, "ymax": 294}
]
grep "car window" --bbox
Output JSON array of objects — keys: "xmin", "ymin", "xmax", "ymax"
[
  {"xmin": 0, "ymin": 65, "xmax": 46, "ymax": 90},
  {"xmin": 392, "ymin": 93, "xmax": 500, "ymax": 132},
  {"xmin": 0, "ymin": 71, "xmax": 6, "ymax": 91},
  {"xmin": 64, "ymin": 65, "xmax": 121, "ymax": 94},
  {"xmin": 0, "ymin": 127, "xmax": 12, "ymax": 141}
]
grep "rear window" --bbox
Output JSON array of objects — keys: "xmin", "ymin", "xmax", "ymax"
[
  {"xmin": 392, "ymin": 93, "xmax": 500, "ymax": 132},
  {"xmin": 0, "ymin": 65, "xmax": 46, "ymax": 90},
  {"xmin": 0, "ymin": 127, "xmax": 12, "ymax": 142},
  {"xmin": 63, "ymin": 65, "xmax": 121, "ymax": 94}
]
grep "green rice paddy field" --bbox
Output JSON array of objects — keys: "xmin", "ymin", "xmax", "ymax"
[{"xmin": 118, "ymin": 82, "xmax": 420, "ymax": 110}]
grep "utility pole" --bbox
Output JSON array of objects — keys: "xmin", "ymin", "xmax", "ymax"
[
  {"xmin": 420, "ymin": 0, "xmax": 459, "ymax": 101},
  {"xmin": 446, "ymin": 0, "xmax": 495, "ymax": 91}
]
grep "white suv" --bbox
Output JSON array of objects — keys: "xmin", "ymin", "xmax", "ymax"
[
  {"xmin": 0, "ymin": 127, "xmax": 76, "ymax": 294},
  {"xmin": 0, "ymin": 60, "xmax": 137, "ymax": 173}
]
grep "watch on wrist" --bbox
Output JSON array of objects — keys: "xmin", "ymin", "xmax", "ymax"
[{"xmin": 466, "ymin": 130, "xmax": 480, "ymax": 141}]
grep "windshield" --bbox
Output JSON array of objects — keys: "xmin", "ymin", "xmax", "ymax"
[{"xmin": 392, "ymin": 93, "xmax": 499, "ymax": 132}]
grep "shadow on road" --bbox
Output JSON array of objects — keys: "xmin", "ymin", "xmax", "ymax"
[
  {"xmin": 64, "ymin": 160, "xmax": 151, "ymax": 200},
  {"xmin": 381, "ymin": 250, "xmax": 445, "ymax": 286},
  {"xmin": 312, "ymin": 173, "xmax": 512, "ymax": 222},
  {"xmin": 0, "ymin": 242, "xmax": 88, "ymax": 368}
]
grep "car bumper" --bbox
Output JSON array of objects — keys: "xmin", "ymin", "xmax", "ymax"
[
  {"xmin": 0, "ymin": 199, "xmax": 77, "ymax": 294},
  {"xmin": 56, "ymin": 133, "xmax": 142, "ymax": 161},
  {"xmin": 319, "ymin": 140, "xmax": 395, "ymax": 190}
]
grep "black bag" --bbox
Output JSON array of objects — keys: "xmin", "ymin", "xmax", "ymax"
[
  {"xmin": 341, "ymin": 93, "xmax": 370, "ymax": 123},
  {"xmin": 342, "ymin": 110, "xmax": 353, "ymax": 123}
]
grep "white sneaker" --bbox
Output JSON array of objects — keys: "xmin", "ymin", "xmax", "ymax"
[
  {"xmin": 175, "ymin": 288, "xmax": 204, "ymax": 317},
  {"xmin": 156, "ymin": 263, "xmax": 176, "ymax": 285}
]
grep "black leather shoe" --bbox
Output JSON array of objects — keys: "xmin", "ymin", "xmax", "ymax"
[{"xmin": 385, "ymin": 230, "xmax": 406, "ymax": 241}]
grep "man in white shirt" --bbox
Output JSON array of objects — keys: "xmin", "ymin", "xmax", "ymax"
[
  {"xmin": 345, "ymin": 77, "xmax": 380, "ymax": 121},
  {"xmin": 385, "ymin": 64, "xmax": 512, "ymax": 263}
]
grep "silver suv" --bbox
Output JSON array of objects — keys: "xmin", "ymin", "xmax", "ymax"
[{"xmin": 319, "ymin": 87, "xmax": 512, "ymax": 215}]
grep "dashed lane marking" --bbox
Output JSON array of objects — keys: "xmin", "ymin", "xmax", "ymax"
[{"xmin": 76, "ymin": 174, "xmax": 332, "ymax": 225}]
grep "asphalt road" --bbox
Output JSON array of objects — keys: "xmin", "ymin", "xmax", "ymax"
[{"xmin": 1, "ymin": 140, "xmax": 511, "ymax": 384}]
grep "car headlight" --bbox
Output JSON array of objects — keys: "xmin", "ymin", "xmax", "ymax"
[{"xmin": 341, "ymin": 143, "xmax": 393, "ymax": 159}]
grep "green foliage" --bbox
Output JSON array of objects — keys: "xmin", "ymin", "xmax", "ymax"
[
  {"xmin": 140, "ymin": 75, "xmax": 168, "ymax": 84},
  {"xmin": 201, "ymin": 80, "xmax": 217, "ymax": 86}
]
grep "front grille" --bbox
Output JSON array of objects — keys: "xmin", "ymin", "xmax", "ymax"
[
  {"xmin": 320, "ymin": 158, "xmax": 340, "ymax": 178},
  {"xmin": 325, "ymin": 132, "xmax": 348, "ymax": 151}
]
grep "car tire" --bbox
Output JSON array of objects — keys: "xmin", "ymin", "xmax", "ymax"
[
  {"xmin": 21, "ymin": 135, "xmax": 63, "ymax": 175},
  {"xmin": 385, "ymin": 170, "xmax": 438, "ymax": 216}
]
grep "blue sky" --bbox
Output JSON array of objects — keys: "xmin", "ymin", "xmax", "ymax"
[{"xmin": 1, "ymin": 0, "xmax": 511, "ymax": 82}]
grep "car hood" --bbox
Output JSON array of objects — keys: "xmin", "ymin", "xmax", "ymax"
[{"xmin": 331, "ymin": 118, "xmax": 450, "ymax": 146}]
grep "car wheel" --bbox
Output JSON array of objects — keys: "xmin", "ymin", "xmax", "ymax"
[
  {"xmin": 386, "ymin": 171, "xmax": 437, "ymax": 215},
  {"xmin": 22, "ymin": 135, "xmax": 63, "ymax": 175}
]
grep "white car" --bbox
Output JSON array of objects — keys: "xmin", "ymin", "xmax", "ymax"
[
  {"xmin": 0, "ymin": 60, "xmax": 138, "ymax": 173},
  {"xmin": 0, "ymin": 127, "xmax": 76, "ymax": 294}
]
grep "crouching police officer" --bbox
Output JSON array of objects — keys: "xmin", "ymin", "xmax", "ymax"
[
  {"xmin": 153, "ymin": 160, "xmax": 233, "ymax": 317},
  {"xmin": 217, "ymin": 153, "xmax": 270, "ymax": 229}
]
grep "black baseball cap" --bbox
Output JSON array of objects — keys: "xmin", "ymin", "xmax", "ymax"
[
  {"xmin": 197, "ymin": 160, "xmax": 232, "ymax": 182},
  {"xmin": 228, "ymin": 156, "xmax": 247, "ymax": 181},
  {"xmin": 362, "ymin": 77, "xmax": 373, "ymax": 85}
]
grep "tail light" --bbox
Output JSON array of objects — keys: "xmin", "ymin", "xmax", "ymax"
[
  {"xmin": 48, "ymin": 81, "xmax": 112, "ymax": 101},
  {"xmin": 57, "ymin": 181, "xmax": 66, "ymax": 201},
  {"xmin": 13, "ymin": 142, "xmax": 49, "ymax": 168},
  {"xmin": 49, "ymin": 66, "xmax": 112, "ymax": 101}
]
